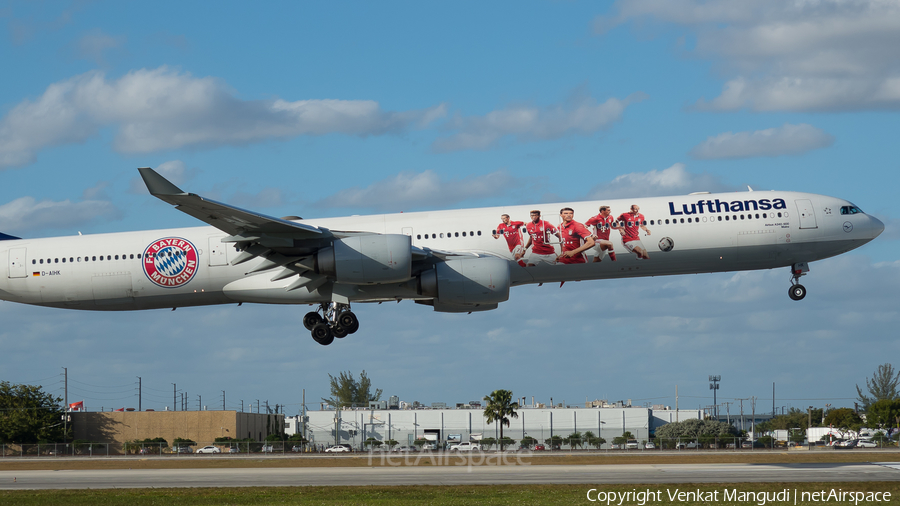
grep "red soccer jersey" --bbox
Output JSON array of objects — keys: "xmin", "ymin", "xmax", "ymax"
[
  {"xmin": 496, "ymin": 221, "xmax": 524, "ymax": 251},
  {"xmin": 585, "ymin": 213, "xmax": 615, "ymax": 240},
  {"xmin": 558, "ymin": 220, "xmax": 592, "ymax": 264},
  {"xmin": 526, "ymin": 220, "xmax": 557, "ymax": 255},
  {"xmin": 616, "ymin": 212, "xmax": 645, "ymax": 243}
]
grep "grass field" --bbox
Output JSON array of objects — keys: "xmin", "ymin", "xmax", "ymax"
[{"xmin": 3, "ymin": 483, "xmax": 900, "ymax": 506}]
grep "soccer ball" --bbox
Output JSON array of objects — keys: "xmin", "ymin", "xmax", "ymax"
[{"xmin": 658, "ymin": 237, "xmax": 674, "ymax": 252}]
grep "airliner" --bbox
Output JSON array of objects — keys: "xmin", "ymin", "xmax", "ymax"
[{"xmin": 0, "ymin": 168, "xmax": 884, "ymax": 345}]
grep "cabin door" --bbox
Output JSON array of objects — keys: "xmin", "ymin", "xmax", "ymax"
[
  {"xmin": 8, "ymin": 247, "xmax": 26, "ymax": 278},
  {"xmin": 795, "ymin": 199, "xmax": 818, "ymax": 229}
]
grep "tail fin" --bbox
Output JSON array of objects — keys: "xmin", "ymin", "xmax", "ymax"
[{"xmin": 0, "ymin": 232, "xmax": 21, "ymax": 241}]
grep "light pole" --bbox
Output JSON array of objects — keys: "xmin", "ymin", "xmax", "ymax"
[{"xmin": 709, "ymin": 376, "xmax": 721, "ymax": 419}]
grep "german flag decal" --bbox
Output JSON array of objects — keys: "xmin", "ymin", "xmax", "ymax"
[{"xmin": 32, "ymin": 272, "xmax": 40, "ymax": 277}]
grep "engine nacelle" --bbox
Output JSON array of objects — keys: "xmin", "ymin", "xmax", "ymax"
[
  {"xmin": 419, "ymin": 256, "xmax": 510, "ymax": 305},
  {"xmin": 317, "ymin": 234, "xmax": 412, "ymax": 284}
]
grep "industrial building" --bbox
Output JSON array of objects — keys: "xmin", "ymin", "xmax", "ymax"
[
  {"xmin": 72, "ymin": 410, "xmax": 284, "ymax": 448},
  {"xmin": 289, "ymin": 406, "xmax": 704, "ymax": 450}
]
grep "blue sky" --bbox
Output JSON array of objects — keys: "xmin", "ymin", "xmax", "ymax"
[{"xmin": 1, "ymin": 1, "xmax": 898, "ymax": 418}]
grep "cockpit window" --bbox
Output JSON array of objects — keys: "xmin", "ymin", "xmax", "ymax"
[{"xmin": 840, "ymin": 206, "xmax": 864, "ymax": 215}]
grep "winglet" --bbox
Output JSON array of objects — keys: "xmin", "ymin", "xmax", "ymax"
[{"xmin": 138, "ymin": 167, "xmax": 186, "ymax": 196}]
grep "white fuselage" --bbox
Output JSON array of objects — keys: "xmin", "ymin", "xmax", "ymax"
[{"xmin": 0, "ymin": 190, "xmax": 884, "ymax": 311}]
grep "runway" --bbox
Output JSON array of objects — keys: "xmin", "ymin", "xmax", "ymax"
[{"xmin": 3, "ymin": 463, "xmax": 900, "ymax": 490}]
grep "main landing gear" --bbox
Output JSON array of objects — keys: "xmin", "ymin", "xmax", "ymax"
[
  {"xmin": 788, "ymin": 262, "xmax": 809, "ymax": 301},
  {"xmin": 303, "ymin": 302, "xmax": 360, "ymax": 346}
]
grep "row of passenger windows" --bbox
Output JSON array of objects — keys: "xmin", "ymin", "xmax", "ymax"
[
  {"xmin": 418, "ymin": 212, "xmax": 787, "ymax": 240},
  {"xmin": 417, "ymin": 231, "xmax": 483, "ymax": 240},
  {"xmin": 33, "ymin": 253, "xmax": 144, "ymax": 264}
]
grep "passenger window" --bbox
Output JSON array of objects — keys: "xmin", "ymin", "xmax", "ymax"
[
  {"xmin": 40, "ymin": 259, "xmax": 44, "ymax": 264},
  {"xmin": 477, "ymin": 231, "xmax": 482, "ymax": 236},
  {"xmin": 455, "ymin": 232, "xmax": 459, "ymax": 237},
  {"xmin": 462, "ymin": 232, "xmax": 466, "ymax": 237},
  {"xmin": 115, "ymin": 255, "xmax": 119, "ymax": 260},
  {"xmin": 471, "ymin": 231, "xmax": 475, "ymax": 236},
  {"xmin": 440, "ymin": 233, "xmax": 444, "ymax": 238},
  {"xmin": 680, "ymin": 218, "xmax": 684, "ymax": 223},
  {"xmin": 718, "ymin": 216, "xmax": 722, "ymax": 221},
  {"xmin": 77, "ymin": 257, "xmax": 81, "ymax": 262},
  {"xmin": 137, "ymin": 253, "xmax": 142, "ymax": 259},
  {"xmin": 62, "ymin": 258, "xmax": 66, "ymax": 263},
  {"xmin": 777, "ymin": 212, "xmax": 782, "ymax": 218},
  {"xmin": 665, "ymin": 219, "xmax": 669, "ymax": 224},
  {"xmin": 32, "ymin": 259, "xmax": 35, "ymax": 264},
  {"xmin": 755, "ymin": 213, "xmax": 760, "ymax": 219}
]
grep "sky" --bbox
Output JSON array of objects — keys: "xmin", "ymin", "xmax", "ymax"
[{"xmin": 1, "ymin": 1, "xmax": 899, "ymax": 420}]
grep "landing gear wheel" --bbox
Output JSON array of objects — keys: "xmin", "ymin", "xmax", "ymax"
[
  {"xmin": 303, "ymin": 312, "xmax": 324, "ymax": 331},
  {"xmin": 311, "ymin": 323, "xmax": 334, "ymax": 345},
  {"xmin": 331, "ymin": 325, "xmax": 349, "ymax": 338},
  {"xmin": 789, "ymin": 284, "xmax": 807, "ymax": 301},
  {"xmin": 338, "ymin": 312, "xmax": 359, "ymax": 333}
]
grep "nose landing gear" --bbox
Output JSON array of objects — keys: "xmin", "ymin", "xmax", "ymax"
[
  {"xmin": 304, "ymin": 302, "xmax": 360, "ymax": 345},
  {"xmin": 788, "ymin": 262, "xmax": 809, "ymax": 301}
]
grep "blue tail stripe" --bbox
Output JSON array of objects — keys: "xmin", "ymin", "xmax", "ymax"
[{"xmin": 0, "ymin": 232, "xmax": 21, "ymax": 241}]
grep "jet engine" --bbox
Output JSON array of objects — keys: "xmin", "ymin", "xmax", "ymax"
[
  {"xmin": 315, "ymin": 234, "xmax": 413, "ymax": 284},
  {"xmin": 419, "ymin": 256, "xmax": 510, "ymax": 308}
]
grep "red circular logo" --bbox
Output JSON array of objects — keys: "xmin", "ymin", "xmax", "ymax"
[{"xmin": 142, "ymin": 237, "xmax": 199, "ymax": 288}]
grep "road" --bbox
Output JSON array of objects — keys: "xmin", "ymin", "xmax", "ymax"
[{"xmin": 3, "ymin": 462, "xmax": 900, "ymax": 489}]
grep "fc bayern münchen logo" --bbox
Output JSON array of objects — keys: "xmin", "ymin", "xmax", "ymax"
[{"xmin": 142, "ymin": 237, "xmax": 199, "ymax": 288}]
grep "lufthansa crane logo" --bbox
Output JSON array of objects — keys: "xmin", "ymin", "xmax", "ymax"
[
  {"xmin": 843, "ymin": 222, "xmax": 853, "ymax": 233},
  {"xmin": 142, "ymin": 237, "xmax": 199, "ymax": 288}
]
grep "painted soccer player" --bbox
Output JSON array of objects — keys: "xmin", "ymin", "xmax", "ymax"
[
  {"xmin": 616, "ymin": 204, "xmax": 651, "ymax": 259},
  {"xmin": 557, "ymin": 208, "xmax": 594, "ymax": 264},
  {"xmin": 523, "ymin": 210, "xmax": 560, "ymax": 266},
  {"xmin": 493, "ymin": 214, "xmax": 526, "ymax": 267},
  {"xmin": 585, "ymin": 205, "xmax": 617, "ymax": 263}
]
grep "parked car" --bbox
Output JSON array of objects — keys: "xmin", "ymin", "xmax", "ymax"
[
  {"xmin": 625, "ymin": 439, "xmax": 640, "ymax": 450},
  {"xmin": 857, "ymin": 439, "xmax": 878, "ymax": 448},
  {"xmin": 229, "ymin": 447, "xmax": 239, "ymax": 453},
  {"xmin": 260, "ymin": 445, "xmax": 274, "ymax": 453},
  {"xmin": 196, "ymin": 445, "xmax": 221, "ymax": 454},
  {"xmin": 449, "ymin": 442, "xmax": 481, "ymax": 452},
  {"xmin": 741, "ymin": 441, "xmax": 754, "ymax": 449},
  {"xmin": 533, "ymin": 444, "xmax": 546, "ymax": 451},
  {"xmin": 392, "ymin": 446, "xmax": 416, "ymax": 453},
  {"xmin": 420, "ymin": 443, "xmax": 437, "ymax": 451},
  {"xmin": 644, "ymin": 442, "xmax": 656, "ymax": 449},
  {"xmin": 324, "ymin": 444, "xmax": 351, "ymax": 453},
  {"xmin": 291, "ymin": 445, "xmax": 304, "ymax": 452},
  {"xmin": 173, "ymin": 446, "xmax": 193, "ymax": 454}
]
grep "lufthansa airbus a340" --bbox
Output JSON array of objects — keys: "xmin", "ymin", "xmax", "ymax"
[{"xmin": 0, "ymin": 168, "xmax": 884, "ymax": 345}]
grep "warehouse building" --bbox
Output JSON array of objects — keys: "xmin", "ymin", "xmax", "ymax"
[
  {"xmin": 72, "ymin": 410, "xmax": 284, "ymax": 448},
  {"xmin": 290, "ymin": 406, "xmax": 702, "ymax": 450}
]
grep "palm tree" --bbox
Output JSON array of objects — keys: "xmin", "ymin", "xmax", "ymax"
[{"xmin": 483, "ymin": 389, "xmax": 519, "ymax": 448}]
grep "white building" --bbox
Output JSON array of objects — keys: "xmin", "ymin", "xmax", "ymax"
[{"xmin": 287, "ymin": 406, "xmax": 703, "ymax": 450}]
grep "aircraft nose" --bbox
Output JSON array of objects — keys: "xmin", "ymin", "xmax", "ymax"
[{"xmin": 870, "ymin": 215, "xmax": 885, "ymax": 238}]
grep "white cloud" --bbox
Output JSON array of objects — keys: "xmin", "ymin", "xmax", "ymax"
[
  {"xmin": 432, "ymin": 91, "xmax": 646, "ymax": 152},
  {"xmin": 0, "ymin": 196, "xmax": 121, "ymax": 235},
  {"xmin": 317, "ymin": 169, "xmax": 526, "ymax": 211},
  {"xmin": 598, "ymin": 0, "xmax": 900, "ymax": 112},
  {"xmin": 0, "ymin": 67, "xmax": 447, "ymax": 169},
  {"xmin": 689, "ymin": 123, "xmax": 834, "ymax": 159},
  {"xmin": 587, "ymin": 163, "xmax": 737, "ymax": 199}
]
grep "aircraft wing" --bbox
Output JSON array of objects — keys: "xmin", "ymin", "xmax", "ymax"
[{"xmin": 138, "ymin": 167, "xmax": 326, "ymax": 240}]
